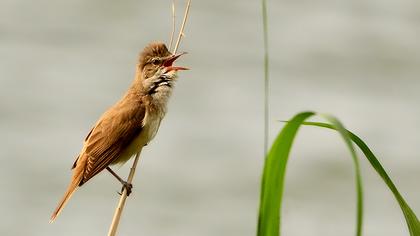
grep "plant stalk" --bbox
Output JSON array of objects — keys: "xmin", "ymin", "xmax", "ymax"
[
  {"xmin": 173, "ymin": 0, "xmax": 191, "ymax": 54},
  {"xmin": 262, "ymin": 0, "xmax": 269, "ymax": 157},
  {"xmin": 107, "ymin": 151, "xmax": 142, "ymax": 236}
]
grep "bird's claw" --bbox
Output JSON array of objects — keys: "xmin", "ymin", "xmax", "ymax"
[{"xmin": 118, "ymin": 182, "xmax": 133, "ymax": 196}]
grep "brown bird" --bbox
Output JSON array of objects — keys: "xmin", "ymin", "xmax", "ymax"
[{"xmin": 50, "ymin": 42, "xmax": 187, "ymax": 222}]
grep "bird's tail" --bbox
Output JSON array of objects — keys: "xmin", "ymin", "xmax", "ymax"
[{"xmin": 49, "ymin": 170, "xmax": 83, "ymax": 223}]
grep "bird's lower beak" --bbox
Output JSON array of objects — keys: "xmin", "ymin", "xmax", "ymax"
[{"xmin": 163, "ymin": 52, "xmax": 189, "ymax": 72}]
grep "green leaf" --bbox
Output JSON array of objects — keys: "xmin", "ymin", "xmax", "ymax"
[
  {"xmin": 257, "ymin": 112, "xmax": 364, "ymax": 236},
  {"xmin": 303, "ymin": 121, "xmax": 420, "ymax": 235}
]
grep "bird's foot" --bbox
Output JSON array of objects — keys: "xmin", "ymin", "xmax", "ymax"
[{"xmin": 118, "ymin": 182, "xmax": 133, "ymax": 196}]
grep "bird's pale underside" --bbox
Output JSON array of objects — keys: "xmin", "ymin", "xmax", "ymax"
[{"xmin": 50, "ymin": 42, "xmax": 187, "ymax": 222}]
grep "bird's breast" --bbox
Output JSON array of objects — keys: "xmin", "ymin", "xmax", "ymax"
[
  {"xmin": 112, "ymin": 91, "xmax": 170, "ymax": 165},
  {"xmin": 143, "ymin": 111, "xmax": 163, "ymax": 142},
  {"xmin": 112, "ymin": 113, "xmax": 162, "ymax": 165}
]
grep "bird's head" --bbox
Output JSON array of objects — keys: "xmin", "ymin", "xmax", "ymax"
[{"xmin": 138, "ymin": 42, "xmax": 188, "ymax": 81}]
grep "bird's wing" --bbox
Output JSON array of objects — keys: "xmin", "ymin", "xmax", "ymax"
[{"xmin": 79, "ymin": 102, "xmax": 146, "ymax": 185}]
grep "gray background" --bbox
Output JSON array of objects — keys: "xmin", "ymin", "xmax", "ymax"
[{"xmin": 1, "ymin": 0, "xmax": 419, "ymax": 235}]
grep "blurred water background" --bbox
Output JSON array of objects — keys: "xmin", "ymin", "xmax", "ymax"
[{"xmin": 0, "ymin": 0, "xmax": 419, "ymax": 235}]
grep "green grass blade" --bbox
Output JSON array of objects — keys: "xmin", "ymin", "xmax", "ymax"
[
  {"xmin": 257, "ymin": 112, "xmax": 364, "ymax": 236},
  {"xmin": 318, "ymin": 115, "xmax": 364, "ymax": 236},
  {"xmin": 258, "ymin": 112, "xmax": 314, "ymax": 236},
  {"xmin": 303, "ymin": 121, "xmax": 420, "ymax": 235}
]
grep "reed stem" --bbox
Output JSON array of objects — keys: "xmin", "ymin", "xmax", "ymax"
[
  {"xmin": 107, "ymin": 151, "xmax": 141, "ymax": 236},
  {"xmin": 173, "ymin": 0, "xmax": 191, "ymax": 54},
  {"xmin": 169, "ymin": 0, "xmax": 176, "ymax": 51}
]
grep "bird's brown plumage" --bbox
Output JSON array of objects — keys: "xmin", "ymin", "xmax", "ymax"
[
  {"xmin": 81, "ymin": 97, "xmax": 145, "ymax": 184},
  {"xmin": 50, "ymin": 42, "xmax": 180, "ymax": 222}
]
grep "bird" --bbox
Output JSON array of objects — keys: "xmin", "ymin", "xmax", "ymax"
[{"xmin": 50, "ymin": 42, "xmax": 188, "ymax": 222}]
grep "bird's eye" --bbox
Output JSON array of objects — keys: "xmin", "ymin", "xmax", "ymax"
[{"xmin": 152, "ymin": 58, "xmax": 160, "ymax": 65}]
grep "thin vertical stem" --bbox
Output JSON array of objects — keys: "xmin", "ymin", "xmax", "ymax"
[
  {"xmin": 173, "ymin": 0, "xmax": 191, "ymax": 54},
  {"xmin": 169, "ymin": 0, "xmax": 176, "ymax": 51},
  {"xmin": 262, "ymin": 0, "xmax": 270, "ymax": 156},
  {"xmin": 107, "ymin": 151, "xmax": 142, "ymax": 236}
]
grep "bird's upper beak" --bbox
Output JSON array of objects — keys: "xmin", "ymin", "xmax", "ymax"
[{"xmin": 163, "ymin": 52, "xmax": 189, "ymax": 72}]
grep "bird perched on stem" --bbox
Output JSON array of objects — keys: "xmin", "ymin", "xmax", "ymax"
[{"xmin": 50, "ymin": 42, "xmax": 188, "ymax": 222}]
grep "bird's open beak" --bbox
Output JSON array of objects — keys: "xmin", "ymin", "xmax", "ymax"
[{"xmin": 163, "ymin": 52, "xmax": 189, "ymax": 72}]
